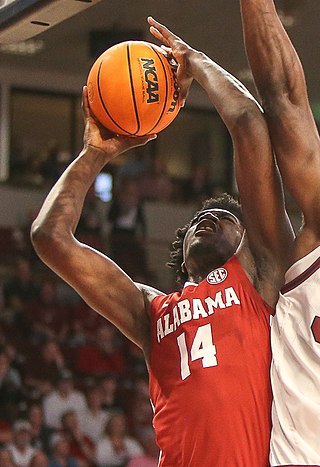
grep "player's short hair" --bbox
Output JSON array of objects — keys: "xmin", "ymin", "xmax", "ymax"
[{"xmin": 167, "ymin": 193, "xmax": 243, "ymax": 286}]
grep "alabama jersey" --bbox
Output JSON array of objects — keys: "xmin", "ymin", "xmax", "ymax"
[
  {"xmin": 149, "ymin": 255, "xmax": 273, "ymax": 467},
  {"xmin": 270, "ymin": 245, "xmax": 320, "ymax": 467}
]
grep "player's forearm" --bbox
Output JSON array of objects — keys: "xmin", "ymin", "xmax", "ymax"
[
  {"xmin": 188, "ymin": 49, "xmax": 263, "ymax": 130},
  {"xmin": 240, "ymin": 0, "xmax": 307, "ymax": 105},
  {"xmin": 31, "ymin": 146, "xmax": 108, "ymax": 242}
]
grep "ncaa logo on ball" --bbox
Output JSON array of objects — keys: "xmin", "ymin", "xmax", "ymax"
[
  {"xmin": 207, "ymin": 268, "xmax": 228, "ymax": 284},
  {"xmin": 140, "ymin": 57, "xmax": 159, "ymax": 104}
]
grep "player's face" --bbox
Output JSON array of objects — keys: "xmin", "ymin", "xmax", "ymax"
[{"xmin": 183, "ymin": 208, "xmax": 244, "ymax": 274}]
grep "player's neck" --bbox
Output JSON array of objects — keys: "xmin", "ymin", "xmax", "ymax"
[{"xmin": 187, "ymin": 261, "xmax": 229, "ymax": 284}]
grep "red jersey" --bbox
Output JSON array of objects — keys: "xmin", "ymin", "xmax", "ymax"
[{"xmin": 149, "ymin": 255, "xmax": 273, "ymax": 467}]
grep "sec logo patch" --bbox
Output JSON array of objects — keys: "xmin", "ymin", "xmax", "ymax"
[{"xmin": 207, "ymin": 268, "xmax": 228, "ymax": 284}]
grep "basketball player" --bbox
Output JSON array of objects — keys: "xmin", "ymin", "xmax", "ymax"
[
  {"xmin": 31, "ymin": 19, "xmax": 294, "ymax": 466},
  {"xmin": 239, "ymin": 1, "xmax": 320, "ymax": 466}
]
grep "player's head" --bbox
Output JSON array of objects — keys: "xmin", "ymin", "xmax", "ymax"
[{"xmin": 168, "ymin": 193, "xmax": 244, "ymax": 285}]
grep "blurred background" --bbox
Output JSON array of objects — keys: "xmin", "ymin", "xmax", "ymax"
[{"xmin": 0, "ymin": 1, "xmax": 318, "ymax": 465}]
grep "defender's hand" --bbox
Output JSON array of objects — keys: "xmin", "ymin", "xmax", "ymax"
[{"xmin": 148, "ymin": 16, "xmax": 194, "ymax": 107}]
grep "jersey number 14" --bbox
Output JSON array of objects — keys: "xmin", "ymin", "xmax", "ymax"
[{"xmin": 177, "ymin": 323, "xmax": 217, "ymax": 380}]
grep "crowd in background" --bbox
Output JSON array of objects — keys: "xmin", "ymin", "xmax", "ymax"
[
  {"xmin": 0, "ymin": 250, "xmax": 159, "ymax": 467},
  {"xmin": 0, "ymin": 171, "xmax": 158, "ymax": 466},
  {"xmin": 11, "ymin": 139, "xmax": 226, "ymax": 207}
]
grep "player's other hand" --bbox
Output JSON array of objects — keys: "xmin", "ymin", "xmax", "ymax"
[
  {"xmin": 148, "ymin": 16, "xmax": 194, "ymax": 107},
  {"xmin": 82, "ymin": 86, "xmax": 156, "ymax": 161}
]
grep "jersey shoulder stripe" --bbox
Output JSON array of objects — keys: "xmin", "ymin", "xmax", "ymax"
[{"xmin": 281, "ymin": 255, "xmax": 320, "ymax": 295}]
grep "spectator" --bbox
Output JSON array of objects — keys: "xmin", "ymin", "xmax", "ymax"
[
  {"xmin": 75, "ymin": 325, "xmax": 126, "ymax": 378},
  {"xmin": 98, "ymin": 375, "xmax": 123, "ymax": 413},
  {"xmin": 31, "ymin": 452, "xmax": 49, "ymax": 467},
  {"xmin": 139, "ymin": 156, "xmax": 174, "ymax": 203},
  {"xmin": 27, "ymin": 402, "xmax": 54, "ymax": 455},
  {"xmin": 0, "ymin": 419, "xmax": 12, "ymax": 448},
  {"xmin": 42, "ymin": 370, "xmax": 87, "ymax": 430},
  {"xmin": 125, "ymin": 343, "xmax": 148, "ymax": 380},
  {"xmin": 188, "ymin": 163, "xmax": 216, "ymax": 205},
  {"xmin": 115, "ymin": 148, "xmax": 151, "ymax": 183},
  {"xmin": 3, "ymin": 342, "xmax": 26, "ymax": 383},
  {"xmin": 95, "ymin": 413, "xmax": 143, "ymax": 467},
  {"xmin": 3, "ymin": 257, "xmax": 38, "ymax": 308},
  {"xmin": 107, "ymin": 179, "xmax": 149, "ymax": 281},
  {"xmin": 128, "ymin": 378, "xmax": 153, "ymax": 441},
  {"xmin": 76, "ymin": 186, "xmax": 105, "ymax": 254},
  {"xmin": 69, "ymin": 302, "xmax": 106, "ymax": 343},
  {"xmin": 63, "ymin": 320, "xmax": 86, "ymax": 352},
  {"xmin": 77, "ymin": 186, "xmax": 102, "ymax": 237},
  {"xmin": 41, "ymin": 140, "xmax": 71, "ymax": 186},
  {"xmin": 26, "ymin": 279, "xmax": 69, "ymax": 344},
  {"xmin": 0, "ymin": 419, "xmax": 47, "ymax": 466},
  {"xmin": 127, "ymin": 428, "xmax": 159, "ymax": 467},
  {"xmin": 0, "ymin": 347, "xmax": 23, "ymax": 421},
  {"xmin": 25, "ymin": 339, "xmax": 67, "ymax": 395},
  {"xmin": 60, "ymin": 410, "xmax": 95, "ymax": 467},
  {"xmin": 81, "ymin": 386, "xmax": 111, "ymax": 444},
  {"xmin": 48, "ymin": 433, "xmax": 78, "ymax": 467},
  {"xmin": 0, "ymin": 449, "xmax": 16, "ymax": 467},
  {"xmin": 2, "ymin": 258, "xmax": 37, "ymax": 340}
]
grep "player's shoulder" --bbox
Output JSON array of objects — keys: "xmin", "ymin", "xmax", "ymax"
[
  {"xmin": 135, "ymin": 282, "xmax": 165, "ymax": 304},
  {"xmin": 291, "ymin": 228, "xmax": 320, "ymax": 265},
  {"xmin": 281, "ymin": 241, "xmax": 320, "ymax": 295}
]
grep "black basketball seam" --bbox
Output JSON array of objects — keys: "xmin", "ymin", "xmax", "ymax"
[
  {"xmin": 96, "ymin": 59, "xmax": 132, "ymax": 135},
  {"xmin": 147, "ymin": 45, "xmax": 169, "ymax": 134},
  {"xmin": 127, "ymin": 42, "xmax": 140, "ymax": 135}
]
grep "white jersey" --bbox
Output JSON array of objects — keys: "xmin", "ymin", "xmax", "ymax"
[{"xmin": 270, "ymin": 245, "xmax": 320, "ymax": 466}]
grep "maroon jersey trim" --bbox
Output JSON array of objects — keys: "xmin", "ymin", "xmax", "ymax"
[{"xmin": 281, "ymin": 256, "xmax": 320, "ymax": 295}]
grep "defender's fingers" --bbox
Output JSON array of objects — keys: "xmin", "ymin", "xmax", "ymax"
[
  {"xmin": 160, "ymin": 45, "xmax": 177, "ymax": 68},
  {"xmin": 160, "ymin": 45, "xmax": 171, "ymax": 53},
  {"xmin": 149, "ymin": 25, "xmax": 166, "ymax": 44},
  {"xmin": 148, "ymin": 16, "xmax": 178, "ymax": 43}
]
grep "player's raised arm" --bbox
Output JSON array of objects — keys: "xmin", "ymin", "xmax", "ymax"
[
  {"xmin": 148, "ymin": 17, "xmax": 294, "ymax": 305},
  {"xmin": 31, "ymin": 87, "xmax": 157, "ymax": 351},
  {"xmin": 240, "ymin": 0, "xmax": 320, "ymax": 260}
]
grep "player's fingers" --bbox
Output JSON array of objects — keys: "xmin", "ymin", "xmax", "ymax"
[
  {"xmin": 81, "ymin": 86, "xmax": 101, "ymax": 126},
  {"xmin": 131, "ymin": 134, "xmax": 158, "ymax": 147},
  {"xmin": 149, "ymin": 26, "xmax": 167, "ymax": 46},
  {"xmin": 118, "ymin": 133, "xmax": 157, "ymax": 150},
  {"xmin": 82, "ymin": 85, "xmax": 102, "ymax": 128},
  {"xmin": 160, "ymin": 45, "xmax": 172, "ymax": 55},
  {"xmin": 82, "ymin": 86, "xmax": 90, "ymax": 119},
  {"xmin": 160, "ymin": 45, "xmax": 178, "ymax": 69},
  {"xmin": 82, "ymin": 85, "xmax": 105, "ymax": 129},
  {"xmin": 148, "ymin": 17, "xmax": 178, "ymax": 43},
  {"xmin": 176, "ymin": 73, "xmax": 193, "ymax": 107}
]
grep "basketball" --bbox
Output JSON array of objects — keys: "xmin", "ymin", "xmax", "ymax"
[{"xmin": 86, "ymin": 40, "xmax": 180, "ymax": 136}]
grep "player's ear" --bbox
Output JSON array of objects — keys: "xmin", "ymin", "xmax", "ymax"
[{"xmin": 181, "ymin": 262, "xmax": 186, "ymax": 273}]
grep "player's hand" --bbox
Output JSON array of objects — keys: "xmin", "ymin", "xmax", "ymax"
[
  {"xmin": 148, "ymin": 16, "xmax": 194, "ymax": 107},
  {"xmin": 82, "ymin": 86, "xmax": 156, "ymax": 161}
]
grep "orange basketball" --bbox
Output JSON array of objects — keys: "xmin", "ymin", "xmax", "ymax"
[{"xmin": 87, "ymin": 40, "xmax": 180, "ymax": 136}]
